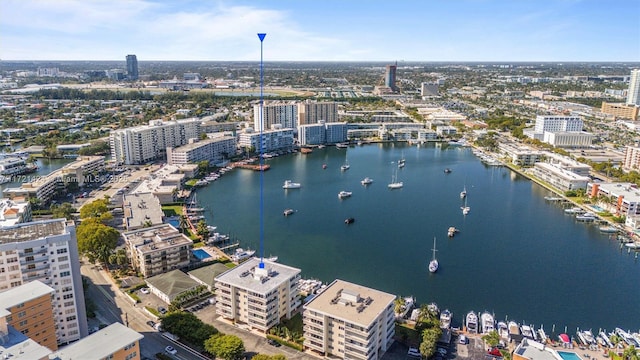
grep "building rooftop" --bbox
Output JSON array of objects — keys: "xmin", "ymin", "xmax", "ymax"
[
  {"xmin": 0, "ymin": 326, "xmax": 53, "ymax": 360},
  {"xmin": 593, "ymin": 182, "xmax": 640, "ymax": 203},
  {"xmin": 513, "ymin": 338, "xmax": 564, "ymax": 360},
  {"xmin": 0, "ymin": 198, "xmax": 30, "ymax": 227},
  {"xmin": 0, "ymin": 218, "xmax": 69, "ymax": 245},
  {"xmin": 0, "ymin": 281, "xmax": 54, "ymax": 309},
  {"xmin": 123, "ymin": 223, "xmax": 192, "ymax": 254},
  {"xmin": 304, "ymin": 279, "xmax": 395, "ymax": 327},
  {"xmin": 174, "ymin": 136, "xmax": 235, "ymax": 152},
  {"xmin": 49, "ymin": 322, "xmax": 144, "ymax": 360},
  {"xmin": 146, "ymin": 269, "xmax": 199, "ymax": 299},
  {"xmin": 188, "ymin": 262, "xmax": 230, "ymax": 289},
  {"xmin": 215, "ymin": 257, "xmax": 301, "ymax": 294},
  {"xmin": 122, "ymin": 192, "xmax": 164, "ymax": 229}
]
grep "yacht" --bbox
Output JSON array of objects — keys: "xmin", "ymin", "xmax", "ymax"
[
  {"xmin": 338, "ymin": 191, "xmax": 352, "ymax": 199},
  {"xmin": 440, "ymin": 309, "xmax": 453, "ymax": 329},
  {"xmin": 598, "ymin": 226, "xmax": 618, "ymax": 233},
  {"xmin": 282, "ymin": 180, "xmax": 301, "ymax": 189},
  {"xmin": 462, "ymin": 206, "xmax": 470, "ymax": 215},
  {"xmin": 520, "ymin": 324, "xmax": 535, "ymax": 339},
  {"xmin": 361, "ymin": 177, "xmax": 374, "ymax": 186},
  {"xmin": 444, "ymin": 168, "xmax": 452, "ymax": 174},
  {"xmin": 624, "ymin": 242, "xmax": 640, "ymax": 249},
  {"xmin": 231, "ymin": 248, "xmax": 255, "ymax": 262},
  {"xmin": 266, "ymin": 255, "xmax": 278, "ymax": 262},
  {"xmin": 576, "ymin": 212, "xmax": 597, "ymax": 221},
  {"xmin": 460, "ymin": 186, "xmax": 467, "ymax": 199},
  {"xmin": 283, "ymin": 209, "xmax": 294, "ymax": 216},
  {"xmin": 427, "ymin": 303, "xmax": 440, "ymax": 316},
  {"xmin": 508, "ymin": 321, "xmax": 520, "ymax": 336},
  {"xmin": 497, "ymin": 321, "xmax": 509, "ymax": 340},
  {"xmin": 340, "ymin": 158, "xmax": 350, "ymax": 171},
  {"xmin": 447, "ymin": 227, "xmax": 458, "ymax": 238},
  {"xmin": 428, "ymin": 237, "xmax": 438, "ymax": 273},
  {"xmin": 344, "ymin": 217, "xmax": 355, "ymax": 224},
  {"xmin": 564, "ymin": 207, "xmax": 585, "ymax": 214},
  {"xmin": 481, "ymin": 312, "xmax": 495, "ymax": 334},
  {"xmin": 194, "ymin": 179, "xmax": 209, "ymax": 187},
  {"xmin": 466, "ymin": 311, "xmax": 478, "ymax": 334}
]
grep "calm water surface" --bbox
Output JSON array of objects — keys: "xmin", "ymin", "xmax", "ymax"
[{"xmin": 199, "ymin": 143, "xmax": 640, "ymax": 332}]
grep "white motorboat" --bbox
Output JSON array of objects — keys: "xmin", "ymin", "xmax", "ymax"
[
  {"xmin": 266, "ymin": 255, "xmax": 278, "ymax": 262},
  {"xmin": 428, "ymin": 237, "xmax": 439, "ymax": 273},
  {"xmin": 625, "ymin": 242, "xmax": 640, "ymax": 250},
  {"xmin": 520, "ymin": 324, "xmax": 534, "ymax": 339},
  {"xmin": 508, "ymin": 321, "xmax": 520, "ymax": 336},
  {"xmin": 564, "ymin": 207, "xmax": 585, "ymax": 214},
  {"xmin": 448, "ymin": 227, "xmax": 458, "ymax": 237},
  {"xmin": 460, "ymin": 186, "xmax": 467, "ymax": 199},
  {"xmin": 481, "ymin": 312, "xmax": 495, "ymax": 334},
  {"xmin": 283, "ymin": 209, "xmax": 295, "ymax": 216},
  {"xmin": 340, "ymin": 158, "xmax": 350, "ymax": 171},
  {"xmin": 575, "ymin": 212, "xmax": 597, "ymax": 221},
  {"xmin": 231, "ymin": 248, "xmax": 255, "ymax": 262},
  {"xmin": 466, "ymin": 311, "xmax": 478, "ymax": 334},
  {"xmin": 361, "ymin": 177, "xmax": 373, "ymax": 185},
  {"xmin": 440, "ymin": 309, "xmax": 453, "ymax": 329},
  {"xmin": 462, "ymin": 206, "xmax": 470, "ymax": 215},
  {"xmin": 599, "ymin": 226, "xmax": 618, "ymax": 233},
  {"xmin": 497, "ymin": 321, "xmax": 509, "ymax": 340},
  {"xmin": 283, "ymin": 180, "xmax": 301, "ymax": 189},
  {"xmin": 338, "ymin": 191, "xmax": 352, "ymax": 199}
]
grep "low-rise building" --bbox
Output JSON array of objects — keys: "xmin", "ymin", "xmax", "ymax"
[
  {"xmin": 146, "ymin": 269, "xmax": 200, "ymax": 303},
  {"xmin": 498, "ymin": 142, "xmax": 544, "ymax": 167},
  {"xmin": 512, "ymin": 338, "xmax": 563, "ymax": 360},
  {"xmin": 237, "ymin": 127, "xmax": 294, "ymax": 153},
  {"xmin": 303, "ymin": 279, "xmax": 396, "ymax": 360},
  {"xmin": 530, "ymin": 162, "xmax": 590, "ymax": 192},
  {"xmin": 122, "ymin": 193, "xmax": 164, "ymax": 230},
  {"xmin": 587, "ymin": 182, "xmax": 640, "ymax": 216},
  {"xmin": 49, "ymin": 323, "xmax": 143, "ymax": 360},
  {"xmin": 167, "ymin": 135, "xmax": 237, "ymax": 166},
  {"xmin": 215, "ymin": 258, "xmax": 301, "ymax": 332},
  {"xmin": 0, "ymin": 197, "xmax": 32, "ymax": 227},
  {"xmin": 601, "ymin": 102, "xmax": 639, "ymax": 120},
  {"xmin": 0, "ymin": 281, "xmax": 57, "ymax": 351}
]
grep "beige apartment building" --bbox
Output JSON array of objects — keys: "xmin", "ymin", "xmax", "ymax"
[
  {"xmin": 601, "ymin": 102, "xmax": 639, "ymax": 120},
  {"xmin": 123, "ymin": 223, "xmax": 192, "ymax": 278},
  {"xmin": 303, "ymin": 279, "xmax": 396, "ymax": 360},
  {"xmin": 49, "ymin": 322, "xmax": 143, "ymax": 360},
  {"xmin": 215, "ymin": 257, "xmax": 301, "ymax": 332}
]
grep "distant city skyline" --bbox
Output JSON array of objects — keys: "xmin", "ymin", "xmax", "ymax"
[{"xmin": 1, "ymin": 0, "xmax": 639, "ymax": 62}]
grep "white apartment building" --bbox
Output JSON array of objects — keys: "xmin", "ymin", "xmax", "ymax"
[
  {"xmin": 497, "ymin": 142, "xmax": 544, "ymax": 167},
  {"xmin": 534, "ymin": 115, "xmax": 583, "ymax": 133},
  {"xmin": 237, "ymin": 128, "xmax": 294, "ymax": 153},
  {"xmin": 543, "ymin": 131, "xmax": 593, "ymax": 148},
  {"xmin": 436, "ymin": 125, "xmax": 457, "ymax": 136},
  {"xmin": 123, "ymin": 223, "xmax": 193, "ymax": 278},
  {"xmin": 166, "ymin": 135, "xmax": 237, "ymax": 166},
  {"xmin": 215, "ymin": 257, "xmax": 301, "ymax": 332},
  {"xmin": 122, "ymin": 193, "xmax": 164, "ymax": 230},
  {"xmin": 0, "ymin": 197, "xmax": 31, "ymax": 227},
  {"xmin": 303, "ymin": 279, "xmax": 396, "ymax": 360},
  {"xmin": 110, "ymin": 118, "xmax": 202, "ymax": 165},
  {"xmin": 587, "ymin": 182, "xmax": 640, "ymax": 217},
  {"xmin": 0, "ymin": 219, "xmax": 88, "ymax": 345},
  {"xmin": 2, "ymin": 156, "xmax": 106, "ymax": 205},
  {"xmin": 627, "ymin": 69, "xmax": 640, "ymax": 106},
  {"xmin": 623, "ymin": 145, "xmax": 640, "ymax": 171},
  {"xmin": 530, "ymin": 162, "xmax": 590, "ymax": 192},
  {"xmin": 297, "ymin": 100, "xmax": 339, "ymax": 125},
  {"xmin": 253, "ymin": 101, "xmax": 298, "ymax": 131},
  {"xmin": 298, "ymin": 121, "xmax": 348, "ymax": 146},
  {"xmin": 417, "ymin": 129, "xmax": 438, "ymax": 141},
  {"xmin": 544, "ymin": 152, "xmax": 592, "ymax": 176}
]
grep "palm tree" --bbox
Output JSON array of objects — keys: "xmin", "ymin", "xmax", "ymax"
[
  {"xmin": 394, "ymin": 296, "xmax": 406, "ymax": 314},
  {"xmin": 623, "ymin": 346, "xmax": 639, "ymax": 360}
]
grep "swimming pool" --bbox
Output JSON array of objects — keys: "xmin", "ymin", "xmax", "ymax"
[
  {"xmin": 192, "ymin": 249, "xmax": 212, "ymax": 260},
  {"xmin": 558, "ymin": 351, "xmax": 582, "ymax": 360},
  {"xmin": 165, "ymin": 217, "xmax": 180, "ymax": 228},
  {"xmin": 590, "ymin": 205, "xmax": 605, "ymax": 212}
]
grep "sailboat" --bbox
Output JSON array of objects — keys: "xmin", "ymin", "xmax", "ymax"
[
  {"xmin": 340, "ymin": 157, "xmax": 350, "ymax": 171},
  {"xmin": 388, "ymin": 165, "xmax": 403, "ymax": 189},
  {"xmin": 461, "ymin": 197, "xmax": 470, "ymax": 215},
  {"xmin": 429, "ymin": 237, "xmax": 439, "ymax": 273}
]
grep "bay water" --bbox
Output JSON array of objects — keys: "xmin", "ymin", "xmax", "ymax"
[{"xmin": 199, "ymin": 143, "xmax": 640, "ymax": 333}]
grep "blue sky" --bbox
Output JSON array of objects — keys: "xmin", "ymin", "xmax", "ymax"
[{"xmin": 1, "ymin": 0, "xmax": 639, "ymax": 62}]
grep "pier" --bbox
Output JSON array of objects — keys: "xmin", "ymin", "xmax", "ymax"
[{"xmin": 234, "ymin": 163, "xmax": 270, "ymax": 171}]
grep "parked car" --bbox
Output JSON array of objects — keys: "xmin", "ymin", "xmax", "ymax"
[
  {"xmin": 165, "ymin": 346, "xmax": 177, "ymax": 355},
  {"xmin": 146, "ymin": 321, "xmax": 155, "ymax": 328},
  {"xmin": 140, "ymin": 287, "xmax": 150, "ymax": 294},
  {"xmin": 267, "ymin": 339, "xmax": 281, "ymax": 347},
  {"xmin": 158, "ymin": 306, "xmax": 167, "ymax": 315}
]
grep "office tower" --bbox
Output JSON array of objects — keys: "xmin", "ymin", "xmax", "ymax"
[
  {"xmin": 0, "ymin": 219, "xmax": 88, "ymax": 345},
  {"xmin": 126, "ymin": 54, "xmax": 138, "ymax": 81},
  {"xmin": 627, "ymin": 69, "xmax": 640, "ymax": 105},
  {"xmin": 385, "ymin": 64, "xmax": 397, "ymax": 91}
]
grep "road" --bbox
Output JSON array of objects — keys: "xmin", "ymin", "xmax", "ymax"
[{"xmin": 82, "ymin": 263, "xmax": 208, "ymax": 360}]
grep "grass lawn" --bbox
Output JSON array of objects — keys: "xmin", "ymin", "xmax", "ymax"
[
  {"xmin": 280, "ymin": 312, "xmax": 303, "ymax": 335},
  {"xmin": 162, "ymin": 205, "xmax": 183, "ymax": 217},
  {"xmin": 395, "ymin": 323, "xmax": 421, "ymax": 347}
]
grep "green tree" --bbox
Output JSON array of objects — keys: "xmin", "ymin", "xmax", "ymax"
[
  {"xmin": 79, "ymin": 198, "xmax": 112, "ymax": 223},
  {"xmin": 419, "ymin": 326, "xmax": 442, "ymax": 358},
  {"xmin": 196, "ymin": 220, "xmax": 210, "ymax": 241},
  {"xmin": 51, "ymin": 202, "xmax": 75, "ymax": 220},
  {"xmin": 204, "ymin": 334, "xmax": 245, "ymax": 360},
  {"xmin": 161, "ymin": 312, "xmax": 218, "ymax": 346},
  {"xmin": 482, "ymin": 330, "xmax": 501, "ymax": 347},
  {"xmin": 197, "ymin": 160, "xmax": 210, "ymax": 175},
  {"xmin": 394, "ymin": 296, "xmax": 406, "ymax": 314},
  {"xmin": 623, "ymin": 346, "xmax": 639, "ymax": 360},
  {"xmin": 76, "ymin": 218, "xmax": 119, "ymax": 265}
]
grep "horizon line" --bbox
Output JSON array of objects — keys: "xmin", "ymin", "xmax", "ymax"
[{"xmin": 1, "ymin": 59, "xmax": 640, "ymax": 64}]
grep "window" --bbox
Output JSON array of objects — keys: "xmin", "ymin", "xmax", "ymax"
[
  {"xmin": 60, "ymin": 271, "xmax": 70, "ymax": 277},
  {"xmin": 56, "ymin": 248, "xmax": 68, "ymax": 254},
  {"xmin": 6, "ymin": 257, "xmax": 17, "ymax": 263},
  {"xmin": 58, "ymin": 256, "xmax": 68, "ymax": 262},
  {"xmin": 8, "ymin": 265, "xmax": 19, "ymax": 271},
  {"xmin": 24, "ymin": 248, "xmax": 33, "ymax": 254},
  {"xmin": 63, "ymin": 294, "xmax": 73, "ymax": 300},
  {"xmin": 19, "ymin": 320, "xmax": 27, "ymax": 327}
]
